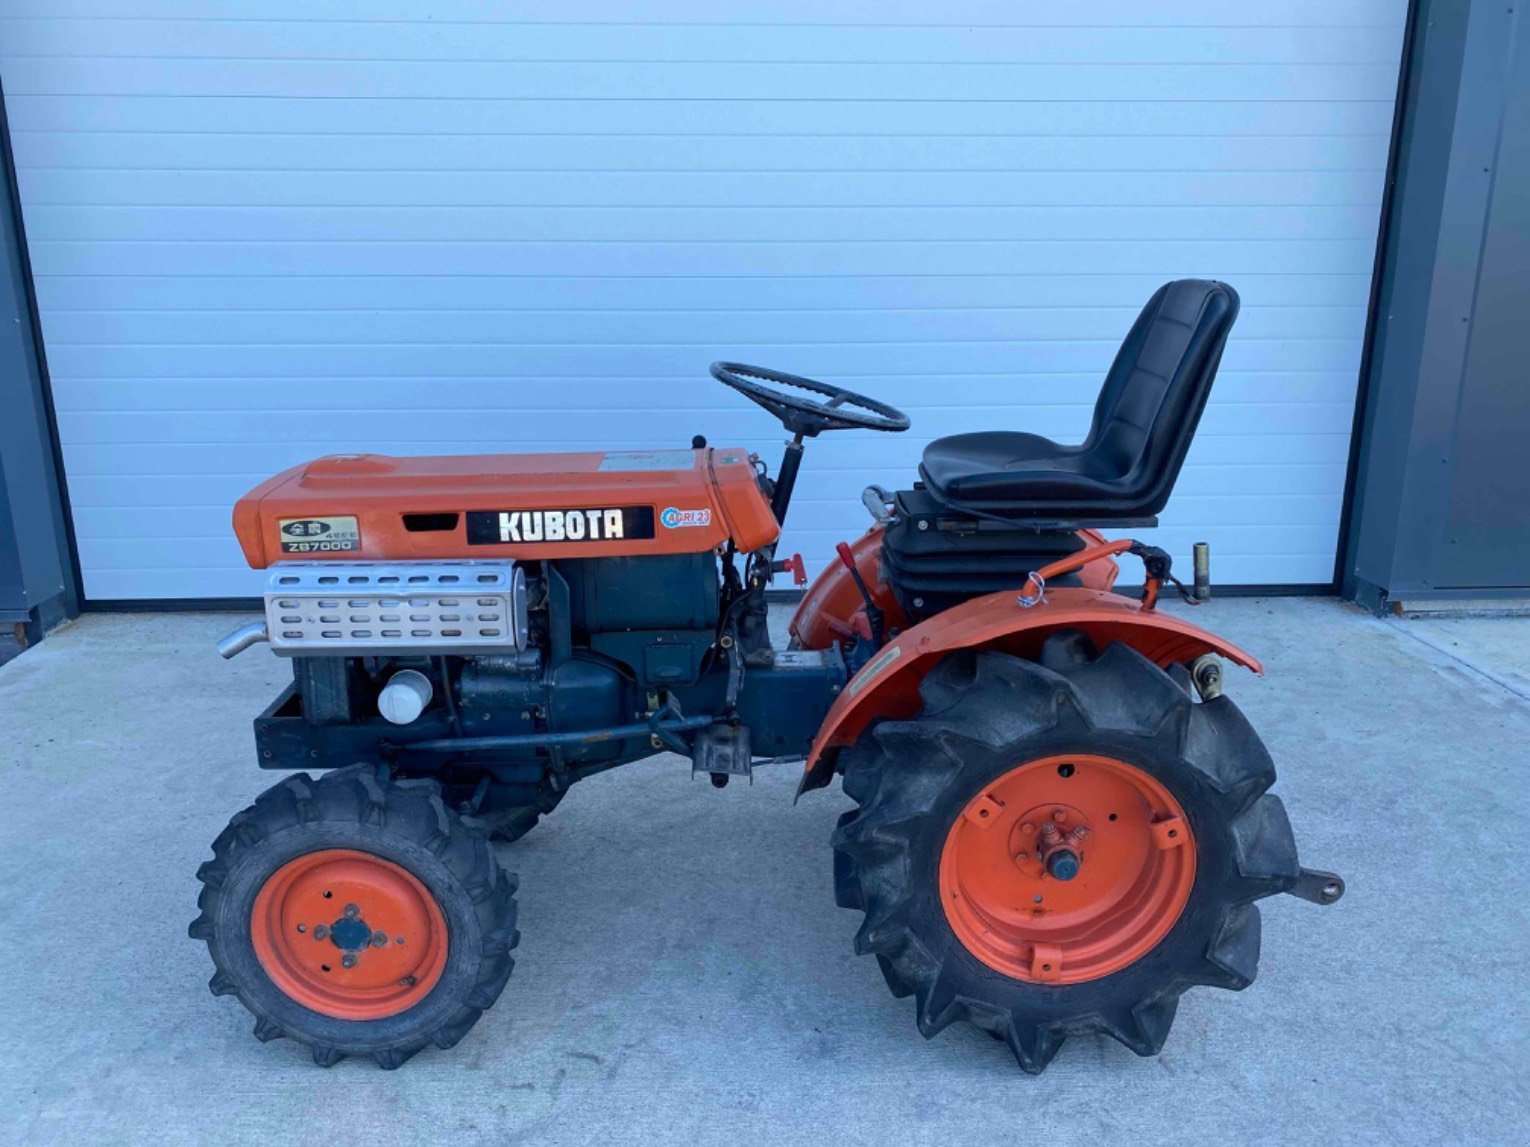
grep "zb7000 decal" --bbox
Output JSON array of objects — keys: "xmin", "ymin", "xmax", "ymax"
[
  {"xmin": 466, "ymin": 506, "xmax": 656, "ymax": 545},
  {"xmin": 278, "ymin": 516, "xmax": 361, "ymax": 554}
]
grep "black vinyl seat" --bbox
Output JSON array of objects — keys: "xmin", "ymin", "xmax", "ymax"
[{"xmin": 919, "ymin": 279, "xmax": 1240, "ymax": 520}]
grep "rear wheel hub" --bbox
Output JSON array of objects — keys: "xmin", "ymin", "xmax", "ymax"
[{"xmin": 939, "ymin": 754, "xmax": 1195, "ymax": 985}]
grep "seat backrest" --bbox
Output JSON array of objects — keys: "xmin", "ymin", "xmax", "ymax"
[{"xmin": 1084, "ymin": 279, "xmax": 1240, "ymax": 512}]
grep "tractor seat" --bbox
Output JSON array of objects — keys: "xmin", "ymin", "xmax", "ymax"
[{"xmin": 920, "ymin": 279, "xmax": 1240, "ymax": 520}]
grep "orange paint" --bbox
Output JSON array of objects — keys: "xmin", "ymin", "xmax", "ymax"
[
  {"xmin": 801, "ymin": 585, "xmax": 1261, "ymax": 791},
  {"xmin": 790, "ymin": 527, "xmax": 1118, "ymax": 648},
  {"xmin": 250, "ymin": 849, "xmax": 448, "ymax": 1020},
  {"xmin": 233, "ymin": 448, "xmax": 780, "ymax": 568},
  {"xmin": 939, "ymin": 754, "xmax": 1195, "ymax": 984},
  {"xmin": 1074, "ymin": 529, "xmax": 1122, "ymax": 591},
  {"xmin": 1029, "ymin": 538, "xmax": 1136, "ymax": 593},
  {"xmin": 787, "ymin": 526, "xmax": 905, "ymax": 647}
]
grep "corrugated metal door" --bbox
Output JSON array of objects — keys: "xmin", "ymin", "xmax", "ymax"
[{"xmin": 0, "ymin": 2, "xmax": 1407, "ymax": 599}]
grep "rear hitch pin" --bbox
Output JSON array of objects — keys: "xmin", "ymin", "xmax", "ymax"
[{"xmin": 1193, "ymin": 541, "xmax": 1212, "ymax": 602}]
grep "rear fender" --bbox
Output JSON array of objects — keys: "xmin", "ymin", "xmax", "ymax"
[{"xmin": 799, "ymin": 586, "xmax": 1261, "ymax": 794}]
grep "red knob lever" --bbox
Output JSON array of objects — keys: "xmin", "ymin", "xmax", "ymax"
[
  {"xmin": 772, "ymin": 552, "xmax": 808, "ymax": 586},
  {"xmin": 834, "ymin": 541, "xmax": 886, "ymax": 646}
]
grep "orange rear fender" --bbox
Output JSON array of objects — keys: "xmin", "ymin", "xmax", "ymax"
[{"xmin": 800, "ymin": 586, "xmax": 1261, "ymax": 794}]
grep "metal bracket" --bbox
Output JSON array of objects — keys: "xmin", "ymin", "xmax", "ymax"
[
  {"xmin": 691, "ymin": 722, "xmax": 753, "ymax": 782},
  {"xmin": 1190, "ymin": 654, "xmax": 1224, "ymax": 700},
  {"xmin": 1286, "ymin": 866, "xmax": 1346, "ymax": 906},
  {"xmin": 647, "ymin": 697, "xmax": 692, "ymax": 755},
  {"xmin": 860, "ymin": 484, "xmax": 894, "ymax": 525}
]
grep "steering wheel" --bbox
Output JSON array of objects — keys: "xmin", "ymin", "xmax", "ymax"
[{"xmin": 710, "ymin": 362, "xmax": 910, "ymax": 438}]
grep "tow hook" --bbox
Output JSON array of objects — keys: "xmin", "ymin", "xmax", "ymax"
[{"xmin": 1286, "ymin": 866, "xmax": 1346, "ymax": 906}]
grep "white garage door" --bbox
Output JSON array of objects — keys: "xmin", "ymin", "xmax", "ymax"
[{"xmin": 0, "ymin": 1, "xmax": 1407, "ymax": 600}]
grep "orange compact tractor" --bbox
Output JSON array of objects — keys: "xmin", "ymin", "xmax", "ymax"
[{"xmin": 196, "ymin": 280, "xmax": 1343, "ymax": 1071}]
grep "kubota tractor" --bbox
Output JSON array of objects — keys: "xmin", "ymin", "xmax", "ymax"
[{"xmin": 195, "ymin": 279, "xmax": 1343, "ymax": 1072}]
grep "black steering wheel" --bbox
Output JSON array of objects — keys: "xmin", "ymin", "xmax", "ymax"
[{"xmin": 710, "ymin": 362, "xmax": 910, "ymax": 438}]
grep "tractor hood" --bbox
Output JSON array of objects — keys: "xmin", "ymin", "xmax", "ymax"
[{"xmin": 232, "ymin": 448, "xmax": 780, "ymax": 568}]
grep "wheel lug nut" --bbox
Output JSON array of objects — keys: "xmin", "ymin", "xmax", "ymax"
[
  {"xmin": 341, "ymin": 953, "xmax": 357, "ymax": 969},
  {"xmin": 372, "ymin": 931, "xmax": 389, "ymax": 948},
  {"xmin": 312, "ymin": 924, "xmax": 330, "ymax": 941},
  {"xmin": 343, "ymin": 903, "xmax": 361, "ymax": 920},
  {"xmin": 1020, "ymin": 822, "xmax": 1035, "ymax": 834}
]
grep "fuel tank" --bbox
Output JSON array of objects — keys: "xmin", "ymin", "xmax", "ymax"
[{"xmin": 233, "ymin": 448, "xmax": 780, "ymax": 568}]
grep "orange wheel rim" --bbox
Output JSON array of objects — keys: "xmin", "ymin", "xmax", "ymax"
[
  {"xmin": 251, "ymin": 849, "xmax": 449, "ymax": 1020},
  {"xmin": 939, "ymin": 754, "xmax": 1195, "ymax": 984}
]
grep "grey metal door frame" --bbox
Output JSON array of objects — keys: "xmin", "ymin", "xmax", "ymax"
[
  {"xmin": 0, "ymin": 77, "xmax": 77, "ymax": 658},
  {"xmin": 1342, "ymin": 0, "xmax": 1530, "ymax": 609}
]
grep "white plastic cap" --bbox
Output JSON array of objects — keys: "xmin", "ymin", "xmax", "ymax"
[{"xmin": 378, "ymin": 669, "xmax": 434, "ymax": 725}]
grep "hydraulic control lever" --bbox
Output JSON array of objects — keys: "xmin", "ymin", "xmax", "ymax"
[
  {"xmin": 771, "ymin": 553, "xmax": 808, "ymax": 586},
  {"xmin": 835, "ymin": 542, "xmax": 885, "ymax": 647}
]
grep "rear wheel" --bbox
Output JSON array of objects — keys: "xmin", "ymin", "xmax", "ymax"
[
  {"xmin": 831, "ymin": 634, "xmax": 1300, "ymax": 1073},
  {"xmin": 191, "ymin": 765, "xmax": 519, "ymax": 1068}
]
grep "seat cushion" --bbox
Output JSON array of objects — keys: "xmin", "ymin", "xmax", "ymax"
[{"xmin": 920, "ymin": 431, "xmax": 1119, "ymax": 501}]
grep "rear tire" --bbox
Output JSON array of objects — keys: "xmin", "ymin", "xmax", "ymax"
[
  {"xmin": 190, "ymin": 765, "xmax": 519, "ymax": 1068},
  {"xmin": 831, "ymin": 634, "xmax": 1299, "ymax": 1073}
]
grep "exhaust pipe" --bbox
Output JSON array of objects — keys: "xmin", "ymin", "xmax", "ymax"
[{"xmin": 217, "ymin": 621, "xmax": 269, "ymax": 659}]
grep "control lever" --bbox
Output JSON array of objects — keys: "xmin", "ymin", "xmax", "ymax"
[
  {"xmin": 835, "ymin": 542, "xmax": 885, "ymax": 647},
  {"xmin": 771, "ymin": 553, "xmax": 808, "ymax": 586}
]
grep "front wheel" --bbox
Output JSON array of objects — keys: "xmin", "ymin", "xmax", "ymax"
[
  {"xmin": 190, "ymin": 765, "xmax": 519, "ymax": 1068},
  {"xmin": 831, "ymin": 635, "xmax": 1300, "ymax": 1073}
]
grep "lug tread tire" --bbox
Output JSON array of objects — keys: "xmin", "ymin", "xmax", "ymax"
[
  {"xmin": 191, "ymin": 764, "xmax": 519, "ymax": 1069},
  {"xmin": 831, "ymin": 636, "xmax": 1299, "ymax": 1073}
]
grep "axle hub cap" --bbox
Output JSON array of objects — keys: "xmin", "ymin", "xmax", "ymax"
[
  {"xmin": 939, "ymin": 754, "xmax": 1195, "ymax": 984},
  {"xmin": 251, "ymin": 849, "xmax": 448, "ymax": 1019}
]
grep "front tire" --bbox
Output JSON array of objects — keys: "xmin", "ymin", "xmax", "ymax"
[
  {"xmin": 831, "ymin": 635, "xmax": 1300, "ymax": 1073},
  {"xmin": 190, "ymin": 765, "xmax": 519, "ymax": 1068}
]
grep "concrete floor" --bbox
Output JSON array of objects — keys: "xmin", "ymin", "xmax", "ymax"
[{"xmin": 0, "ymin": 599, "xmax": 1526, "ymax": 1145}]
